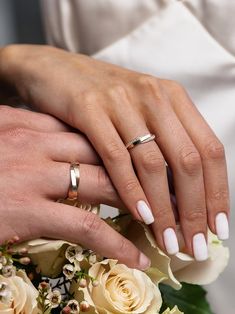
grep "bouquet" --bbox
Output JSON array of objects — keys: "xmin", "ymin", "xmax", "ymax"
[{"xmin": 0, "ymin": 204, "xmax": 229, "ymax": 314}]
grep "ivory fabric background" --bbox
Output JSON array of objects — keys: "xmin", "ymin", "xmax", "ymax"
[{"xmin": 41, "ymin": 0, "xmax": 235, "ymax": 312}]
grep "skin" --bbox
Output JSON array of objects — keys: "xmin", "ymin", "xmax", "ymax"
[
  {"xmin": 0, "ymin": 44, "xmax": 230, "ymax": 259},
  {"xmin": 0, "ymin": 106, "xmax": 151, "ymax": 270}
]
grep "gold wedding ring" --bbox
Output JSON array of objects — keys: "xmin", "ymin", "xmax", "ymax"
[
  {"xmin": 68, "ymin": 163, "xmax": 80, "ymax": 200},
  {"xmin": 125, "ymin": 133, "xmax": 156, "ymax": 150}
]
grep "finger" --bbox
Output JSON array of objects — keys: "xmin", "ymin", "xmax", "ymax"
[
  {"xmin": 40, "ymin": 200, "xmax": 151, "ymax": 270},
  {"xmin": 80, "ymin": 110, "xmax": 151, "ymax": 223},
  {"xmin": 167, "ymin": 82, "xmax": 230, "ymax": 240},
  {"xmin": 0, "ymin": 105, "xmax": 70, "ymax": 132},
  {"xmin": 142, "ymin": 79, "xmax": 207, "ymax": 260},
  {"xmin": 43, "ymin": 162, "xmax": 123, "ymax": 208},
  {"xmin": 111, "ymin": 105, "xmax": 178, "ymax": 255},
  {"xmin": 39, "ymin": 131, "xmax": 100, "ymax": 165}
]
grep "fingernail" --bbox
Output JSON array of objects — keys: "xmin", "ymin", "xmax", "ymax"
[
  {"xmin": 193, "ymin": 233, "xmax": 208, "ymax": 261},
  {"xmin": 215, "ymin": 212, "xmax": 229, "ymax": 240},
  {"xmin": 163, "ymin": 228, "xmax": 179, "ymax": 255},
  {"xmin": 137, "ymin": 201, "xmax": 154, "ymax": 225},
  {"xmin": 139, "ymin": 252, "xmax": 151, "ymax": 270}
]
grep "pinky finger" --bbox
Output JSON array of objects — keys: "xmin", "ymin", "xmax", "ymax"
[{"xmin": 41, "ymin": 201, "xmax": 151, "ymax": 270}]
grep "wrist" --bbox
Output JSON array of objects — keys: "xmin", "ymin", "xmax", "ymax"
[
  {"xmin": 0, "ymin": 44, "xmax": 51, "ymax": 103},
  {"xmin": 0, "ymin": 45, "xmax": 24, "ymax": 100}
]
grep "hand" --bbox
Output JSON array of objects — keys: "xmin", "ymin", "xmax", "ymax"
[
  {"xmin": 0, "ymin": 106, "xmax": 150, "ymax": 270},
  {"xmin": 1, "ymin": 45, "xmax": 230, "ymax": 260}
]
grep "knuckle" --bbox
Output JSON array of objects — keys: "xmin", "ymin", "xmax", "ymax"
[
  {"xmin": 183, "ymin": 208, "xmax": 206, "ymax": 223},
  {"xmin": 104, "ymin": 141, "xmax": 129, "ymax": 163},
  {"xmin": 178, "ymin": 147, "xmax": 202, "ymax": 175},
  {"xmin": 209, "ymin": 189, "xmax": 229, "ymax": 202},
  {"xmin": 154, "ymin": 207, "xmax": 172, "ymax": 221},
  {"xmin": 203, "ymin": 140, "xmax": 225, "ymax": 161},
  {"xmin": 167, "ymin": 80, "xmax": 186, "ymax": 93},
  {"xmin": 96, "ymin": 166, "xmax": 113, "ymax": 193},
  {"xmin": 138, "ymin": 75, "xmax": 162, "ymax": 99},
  {"xmin": 140, "ymin": 150, "xmax": 165, "ymax": 173},
  {"xmin": 82, "ymin": 212, "xmax": 102, "ymax": 237},
  {"xmin": 82, "ymin": 91, "xmax": 100, "ymax": 106},
  {"xmin": 4, "ymin": 127, "xmax": 34, "ymax": 144},
  {"xmin": 118, "ymin": 237, "xmax": 130, "ymax": 254},
  {"xmin": 108, "ymin": 84, "xmax": 129, "ymax": 100},
  {"xmin": 123, "ymin": 179, "xmax": 139, "ymax": 194},
  {"xmin": 138, "ymin": 75, "xmax": 159, "ymax": 89}
]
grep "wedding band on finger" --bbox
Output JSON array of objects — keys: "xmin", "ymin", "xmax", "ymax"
[
  {"xmin": 125, "ymin": 133, "xmax": 156, "ymax": 150},
  {"xmin": 68, "ymin": 163, "xmax": 80, "ymax": 200}
]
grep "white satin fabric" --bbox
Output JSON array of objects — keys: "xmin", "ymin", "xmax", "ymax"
[{"xmin": 41, "ymin": 0, "xmax": 235, "ymax": 311}]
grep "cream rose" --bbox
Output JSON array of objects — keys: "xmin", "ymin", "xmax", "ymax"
[
  {"xmin": 70, "ymin": 259, "xmax": 163, "ymax": 314},
  {"xmin": 125, "ymin": 221, "xmax": 229, "ymax": 289},
  {"xmin": 14, "ymin": 239, "xmax": 71, "ymax": 278},
  {"xmin": 0, "ymin": 270, "xmax": 38, "ymax": 314}
]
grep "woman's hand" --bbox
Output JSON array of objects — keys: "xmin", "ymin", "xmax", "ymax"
[
  {"xmin": 0, "ymin": 45, "xmax": 230, "ymax": 260},
  {"xmin": 0, "ymin": 106, "xmax": 150, "ymax": 270}
]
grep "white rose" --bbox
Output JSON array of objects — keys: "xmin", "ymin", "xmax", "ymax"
[
  {"xmin": 70, "ymin": 259, "xmax": 163, "ymax": 314},
  {"xmin": 125, "ymin": 221, "xmax": 229, "ymax": 289},
  {"xmin": 0, "ymin": 270, "xmax": 38, "ymax": 314}
]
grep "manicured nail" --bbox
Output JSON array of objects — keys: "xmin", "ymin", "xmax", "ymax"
[
  {"xmin": 137, "ymin": 200, "xmax": 154, "ymax": 225},
  {"xmin": 163, "ymin": 228, "xmax": 179, "ymax": 255},
  {"xmin": 139, "ymin": 252, "xmax": 151, "ymax": 270},
  {"xmin": 215, "ymin": 212, "xmax": 229, "ymax": 240},
  {"xmin": 193, "ymin": 233, "xmax": 208, "ymax": 261}
]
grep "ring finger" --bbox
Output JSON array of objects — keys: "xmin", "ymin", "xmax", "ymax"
[
  {"xmin": 112, "ymin": 108, "xmax": 179, "ymax": 255},
  {"xmin": 42, "ymin": 161, "xmax": 123, "ymax": 208}
]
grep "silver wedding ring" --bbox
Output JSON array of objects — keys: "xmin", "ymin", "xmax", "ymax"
[
  {"xmin": 125, "ymin": 133, "xmax": 156, "ymax": 150},
  {"xmin": 68, "ymin": 163, "xmax": 80, "ymax": 200}
]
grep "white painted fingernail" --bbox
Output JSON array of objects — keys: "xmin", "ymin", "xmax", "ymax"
[
  {"xmin": 216, "ymin": 212, "xmax": 229, "ymax": 240},
  {"xmin": 163, "ymin": 228, "xmax": 179, "ymax": 255},
  {"xmin": 193, "ymin": 233, "xmax": 208, "ymax": 261},
  {"xmin": 137, "ymin": 201, "xmax": 154, "ymax": 225},
  {"xmin": 139, "ymin": 252, "xmax": 151, "ymax": 270}
]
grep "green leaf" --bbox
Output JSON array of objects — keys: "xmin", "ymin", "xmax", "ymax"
[{"xmin": 159, "ymin": 283, "xmax": 214, "ymax": 314}]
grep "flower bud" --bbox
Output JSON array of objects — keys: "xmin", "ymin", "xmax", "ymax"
[
  {"xmin": 12, "ymin": 235, "xmax": 20, "ymax": 243},
  {"xmin": 38, "ymin": 281, "xmax": 50, "ymax": 290},
  {"xmin": 18, "ymin": 248, "xmax": 28, "ymax": 255},
  {"xmin": 92, "ymin": 279, "xmax": 99, "ymax": 287},
  {"xmin": 78, "ymin": 278, "xmax": 87, "ymax": 288},
  {"xmin": 80, "ymin": 300, "xmax": 90, "ymax": 312},
  {"xmin": 19, "ymin": 257, "xmax": 31, "ymax": 265},
  {"xmin": 61, "ymin": 306, "xmax": 71, "ymax": 314}
]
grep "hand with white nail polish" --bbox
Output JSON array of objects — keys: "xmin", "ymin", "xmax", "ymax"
[{"xmin": 0, "ymin": 44, "xmax": 230, "ymax": 261}]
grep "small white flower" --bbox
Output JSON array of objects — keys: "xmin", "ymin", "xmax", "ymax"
[
  {"xmin": 2, "ymin": 265, "xmax": 16, "ymax": 278},
  {"xmin": 73, "ymin": 260, "xmax": 81, "ymax": 272},
  {"xmin": 0, "ymin": 256, "xmax": 7, "ymax": 270},
  {"xmin": 48, "ymin": 290, "xmax": 62, "ymax": 308},
  {"xmin": 65, "ymin": 245, "xmax": 84, "ymax": 263},
  {"xmin": 88, "ymin": 253, "xmax": 97, "ymax": 265},
  {"xmin": 79, "ymin": 300, "xmax": 90, "ymax": 312},
  {"xmin": 0, "ymin": 282, "xmax": 13, "ymax": 304},
  {"xmin": 67, "ymin": 300, "xmax": 80, "ymax": 314},
  {"xmin": 63, "ymin": 264, "xmax": 76, "ymax": 280},
  {"xmin": 78, "ymin": 278, "xmax": 87, "ymax": 288}
]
